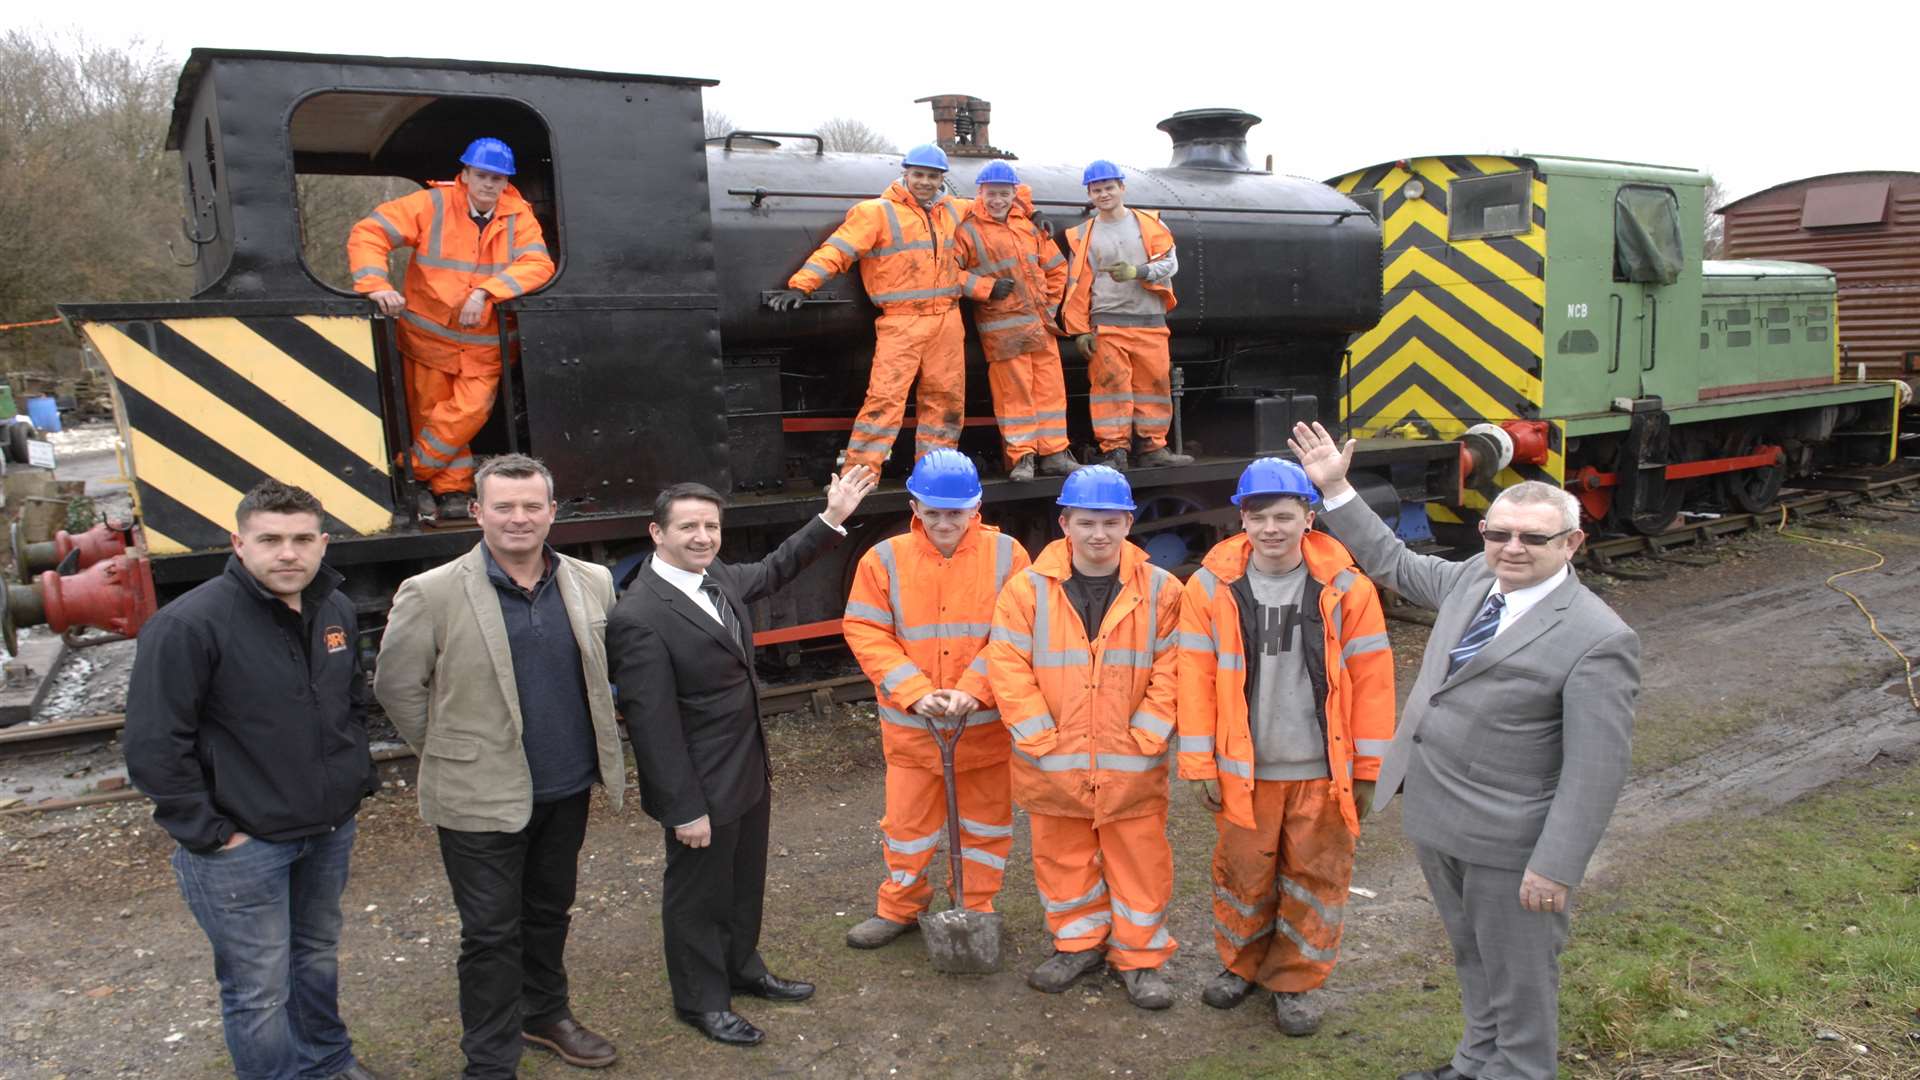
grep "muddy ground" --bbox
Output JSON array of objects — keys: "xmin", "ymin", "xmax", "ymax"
[{"xmin": 2, "ymin": 507, "xmax": 1917, "ymax": 1078}]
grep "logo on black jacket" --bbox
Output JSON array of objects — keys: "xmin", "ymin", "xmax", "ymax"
[{"xmin": 325, "ymin": 626, "xmax": 348, "ymax": 653}]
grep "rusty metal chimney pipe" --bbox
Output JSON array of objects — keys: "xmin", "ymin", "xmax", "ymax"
[{"xmin": 1157, "ymin": 108, "xmax": 1262, "ymax": 172}]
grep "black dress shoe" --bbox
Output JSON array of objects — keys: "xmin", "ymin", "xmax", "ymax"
[
  {"xmin": 732, "ymin": 972, "xmax": 814, "ymax": 1001},
  {"xmin": 675, "ymin": 1009, "xmax": 764, "ymax": 1046},
  {"xmin": 1396, "ymin": 1064, "xmax": 1474, "ymax": 1080}
]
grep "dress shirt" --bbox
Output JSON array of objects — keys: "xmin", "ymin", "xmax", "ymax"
[{"xmin": 649, "ymin": 515, "xmax": 847, "ymax": 627}]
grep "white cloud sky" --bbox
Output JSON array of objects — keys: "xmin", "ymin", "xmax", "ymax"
[{"xmin": 13, "ymin": 0, "xmax": 1911, "ymax": 202}]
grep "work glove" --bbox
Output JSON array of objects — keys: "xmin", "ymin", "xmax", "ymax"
[
  {"xmin": 1104, "ymin": 261, "xmax": 1140, "ymax": 282},
  {"xmin": 1353, "ymin": 780, "xmax": 1377, "ymax": 820},
  {"xmin": 1074, "ymin": 333, "xmax": 1098, "ymax": 361},
  {"xmin": 1029, "ymin": 208, "xmax": 1055, "ymax": 238},
  {"xmin": 1191, "ymin": 779, "xmax": 1223, "ymax": 813},
  {"xmin": 988, "ymin": 278, "xmax": 1015, "ymax": 300},
  {"xmin": 766, "ymin": 289, "xmax": 809, "ymax": 312}
]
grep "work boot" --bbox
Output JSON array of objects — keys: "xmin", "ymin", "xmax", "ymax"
[
  {"xmin": 1133, "ymin": 446, "xmax": 1194, "ymax": 468},
  {"xmin": 845, "ymin": 915, "xmax": 917, "ymax": 950},
  {"xmin": 1036, "ymin": 451, "xmax": 1081, "ymax": 476},
  {"xmin": 1115, "ymin": 966, "xmax": 1174, "ymax": 1010},
  {"xmin": 436, "ymin": 490, "xmax": 474, "ymax": 520},
  {"xmin": 415, "ymin": 489, "xmax": 439, "ymax": 521},
  {"xmin": 522, "ymin": 1018, "xmax": 618, "ymax": 1067},
  {"xmin": 1201, "ymin": 968, "xmax": 1255, "ymax": 1009},
  {"xmin": 1008, "ymin": 455, "xmax": 1037, "ymax": 482},
  {"xmin": 1026, "ymin": 948, "xmax": 1106, "ymax": 993},
  {"xmin": 1272, "ymin": 990, "xmax": 1325, "ymax": 1036},
  {"xmin": 1097, "ymin": 448, "xmax": 1130, "ymax": 471}
]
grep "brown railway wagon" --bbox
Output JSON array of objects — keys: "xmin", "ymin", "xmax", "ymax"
[{"xmin": 1719, "ymin": 172, "xmax": 1920, "ymax": 380}]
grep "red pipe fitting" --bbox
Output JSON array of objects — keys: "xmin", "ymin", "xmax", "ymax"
[
  {"xmin": 55, "ymin": 523, "xmax": 130, "ymax": 571},
  {"xmin": 37, "ymin": 554, "xmax": 158, "ymax": 637},
  {"xmin": 1500, "ymin": 420, "xmax": 1551, "ymax": 467}
]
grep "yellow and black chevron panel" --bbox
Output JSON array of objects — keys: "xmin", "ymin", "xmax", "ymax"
[
  {"xmin": 1333, "ymin": 156, "xmax": 1547, "ymax": 443},
  {"xmin": 78, "ymin": 315, "xmax": 394, "ymax": 555}
]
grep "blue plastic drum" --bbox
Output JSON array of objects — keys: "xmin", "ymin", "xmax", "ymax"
[{"xmin": 25, "ymin": 396, "xmax": 60, "ymax": 434}]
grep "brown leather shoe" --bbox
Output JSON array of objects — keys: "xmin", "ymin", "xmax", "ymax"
[{"xmin": 523, "ymin": 1017, "xmax": 618, "ymax": 1068}]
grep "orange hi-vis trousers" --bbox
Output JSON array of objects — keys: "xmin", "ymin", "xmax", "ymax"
[
  {"xmin": 1088, "ymin": 325, "xmax": 1172, "ymax": 454},
  {"xmin": 405, "ymin": 360, "xmax": 498, "ymax": 495},
  {"xmin": 986, "ymin": 341, "xmax": 1071, "ymax": 470},
  {"xmin": 874, "ymin": 763, "xmax": 1013, "ymax": 923},
  {"xmin": 1030, "ymin": 811, "xmax": 1177, "ymax": 971},
  {"xmin": 1212, "ymin": 779, "xmax": 1356, "ymax": 992},
  {"xmin": 846, "ymin": 308, "xmax": 966, "ymax": 473}
]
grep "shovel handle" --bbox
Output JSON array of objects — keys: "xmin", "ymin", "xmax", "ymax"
[{"xmin": 925, "ymin": 713, "xmax": 968, "ymax": 910}]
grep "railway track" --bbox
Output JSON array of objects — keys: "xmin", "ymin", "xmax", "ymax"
[{"xmin": 7, "ymin": 464, "xmax": 1919, "ymax": 815}]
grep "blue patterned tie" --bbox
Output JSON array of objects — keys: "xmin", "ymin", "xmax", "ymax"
[{"xmin": 1447, "ymin": 593, "xmax": 1506, "ymax": 676}]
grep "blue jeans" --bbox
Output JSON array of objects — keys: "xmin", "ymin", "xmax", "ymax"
[{"xmin": 171, "ymin": 818, "xmax": 359, "ymax": 1080}]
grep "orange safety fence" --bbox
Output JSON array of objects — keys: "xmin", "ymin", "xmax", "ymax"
[{"xmin": 0, "ymin": 318, "xmax": 63, "ymax": 332}]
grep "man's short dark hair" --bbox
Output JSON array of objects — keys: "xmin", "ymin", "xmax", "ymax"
[
  {"xmin": 1238, "ymin": 493, "xmax": 1314, "ymax": 516},
  {"xmin": 235, "ymin": 479, "xmax": 324, "ymax": 531},
  {"xmin": 473, "ymin": 454, "xmax": 555, "ymax": 502},
  {"xmin": 654, "ymin": 482, "xmax": 726, "ymax": 526}
]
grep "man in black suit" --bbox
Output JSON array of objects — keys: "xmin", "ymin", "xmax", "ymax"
[{"xmin": 609, "ymin": 467, "xmax": 876, "ymax": 1046}]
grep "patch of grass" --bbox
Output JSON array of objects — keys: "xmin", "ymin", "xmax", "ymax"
[{"xmin": 1174, "ymin": 980, "xmax": 1462, "ymax": 1080}]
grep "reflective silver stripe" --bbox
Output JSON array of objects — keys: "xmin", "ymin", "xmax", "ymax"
[
  {"xmin": 494, "ymin": 273, "xmax": 526, "ymax": 298},
  {"xmin": 1013, "ymin": 748, "xmax": 1089, "ymax": 772},
  {"xmin": 877, "ymin": 705, "xmax": 923, "ymax": 730},
  {"xmin": 882, "ymin": 201, "xmax": 905, "ymax": 247},
  {"xmin": 1134, "ymin": 417, "xmax": 1171, "ymax": 431},
  {"xmin": 961, "ymin": 847, "xmax": 1008, "ymax": 871},
  {"xmin": 1280, "ymin": 875, "xmax": 1345, "ymax": 930},
  {"xmin": 1086, "ymin": 393, "xmax": 1134, "ymax": 405},
  {"xmin": 1111, "ymin": 898, "xmax": 1166, "ymax": 929},
  {"xmin": 958, "ymin": 817, "xmax": 1014, "ymax": 838},
  {"xmin": 848, "ymin": 436, "xmax": 893, "ymax": 452},
  {"xmin": 1342, "ymin": 632, "xmax": 1390, "ymax": 659},
  {"xmin": 1276, "ymin": 916, "xmax": 1339, "ymax": 963},
  {"xmin": 843, "ymin": 600, "xmax": 894, "ymax": 625},
  {"xmin": 401, "ymin": 311, "xmax": 497, "ymax": 346},
  {"xmin": 919, "ymin": 423, "xmax": 962, "ymax": 443},
  {"xmin": 1215, "ymin": 755, "xmax": 1253, "ymax": 779},
  {"xmin": 368, "ymin": 210, "xmax": 405, "ymax": 245},
  {"xmin": 1043, "ymin": 253, "xmax": 1065, "ymax": 268},
  {"xmin": 827, "ymin": 236, "xmax": 860, "ymax": 259},
  {"xmin": 427, "ymin": 188, "xmax": 445, "ymax": 257},
  {"xmin": 1330, "ymin": 603, "xmax": 1343, "ymax": 640},
  {"xmin": 1193, "ymin": 568, "xmax": 1218, "ymax": 603},
  {"xmin": 1033, "ymin": 648, "xmax": 1091, "ymax": 668},
  {"xmin": 1029, "ymin": 569, "xmax": 1054, "ymax": 655},
  {"xmin": 1154, "ymin": 631, "xmax": 1180, "ymax": 652},
  {"xmin": 351, "ymin": 266, "xmax": 390, "ymax": 282},
  {"xmin": 412, "ymin": 254, "xmax": 508, "ymax": 273},
  {"xmin": 966, "ymin": 655, "xmax": 988, "ymax": 677},
  {"xmin": 1099, "ymin": 753, "xmax": 1164, "ymax": 773},
  {"xmin": 1132, "ymin": 394, "xmax": 1173, "ymax": 406},
  {"xmin": 852, "ymin": 420, "xmax": 901, "ymax": 438},
  {"xmin": 1217, "ymin": 653, "xmax": 1245, "ymax": 671},
  {"xmin": 994, "ymin": 534, "xmax": 1015, "ymax": 592},
  {"xmin": 990, "ymin": 626, "xmax": 1031, "ymax": 649},
  {"xmin": 1055, "ymin": 912, "xmax": 1113, "ymax": 939},
  {"xmin": 801, "ymin": 261, "xmax": 837, "ymax": 280},
  {"xmin": 886, "ymin": 829, "xmax": 942, "ymax": 855},
  {"xmin": 1214, "ymin": 916, "xmax": 1275, "ymax": 949},
  {"xmin": 1009, "ymin": 714, "xmax": 1056, "ymax": 741},
  {"xmin": 1179, "ymin": 734, "xmax": 1214, "ymax": 754},
  {"xmin": 960, "ymin": 221, "xmax": 986, "ymax": 258},
  {"xmin": 1333, "ymin": 570, "xmax": 1357, "ymax": 593},
  {"xmin": 1129, "ymin": 710, "xmax": 1173, "ymax": 739},
  {"xmin": 1102, "ymin": 648, "xmax": 1153, "ymax": 668},
  {"xmin": 870, "ymin": 286, "xmax": 962, "ymax": 303},
  {"xmin": 1033, "ymin": 425, "xmax": 1070, "ymax": 438},
  {"xmin": 977, "ymin": 315, "xmax": 1040, "ymax": 332},
  {"xmin": 1149, "ymin": 567, "xmax": 1170, "ymax": 629},
  {"xmin": 889, "ymin": 868, "xmax": 923, "ymax": 887},
  {"xmin": 964, "ymin": 272, "xmax": 986, "ymax": 294},
  {"xmin": 1212, "ymin": 882, "xmax": 1273, "ymax": 919},
  {"xmin": 1111, "ymin": 926, "xmax": 1172, "ymax": 951},
  {"xmin": 872, "ymin": 239, "xmax": 934, "ymax": 257},
  {"xmin": 1354, "ymin": 738, "xmax": 1392, "ymax": 757},
  {"xmin": 898, "ymin": 621, "xmax": 993, "ymax": 641},
  {"xmin": 510, "ymin": 242, "xmax": 548, "ymax": 258},
  {"xmin": 1042, "ymin": 880, "xmax": 1108, "ymax": 912},
  {"xmin": 874, "ymin": 541, "xmax": 908, "ymax": 631},
  {"xmin": 446, "ymin": 454, "xmax": 475, "ymax": 470},
  {"xmin": 880, "ymin": 662, "xmax": 924, "ymax": 693},
  {"xmin": 417, "ymin": 427, "xmax": 461, "ymax": 457}
]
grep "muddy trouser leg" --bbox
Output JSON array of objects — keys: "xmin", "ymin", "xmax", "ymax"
[
  {"xmin": 1087, "ymin": 330, "xmax": 1134, "ymax": 453},
  {"xmin": 844, "ymin": 315, "xmax": 922, "ymax": 473},
  {"xmin": 988, "ymin": 355, "xmax": 1038, "ymax": 469},
  {"xmin": 912, "ymin": 308, "xmax": 966, "ymax": 460},
  {"xmin": 1124, "ymin": 327, "xmax": 1173, "ymax": 453},
  {"xmin": 1259, "ymin": 779, "xmax": 1355, "ymax": 992}
]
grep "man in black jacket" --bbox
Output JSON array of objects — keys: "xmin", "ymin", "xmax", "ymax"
[
  {"xmin": 126, "ymin": 480, "xmax": 382, "ymax": 1080},
  {"xmin": 608, "ymin": 466, "xmax": 875, "ymax": 1047}
]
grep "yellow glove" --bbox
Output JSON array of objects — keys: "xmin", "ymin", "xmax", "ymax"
[
  {"xmin": 1354, "ymin": 780, "xmax": 1377, "ymax": 820},
  {"xmin": 1105, "ymin": 261, "xmax": 1140, "ymax": 282}
]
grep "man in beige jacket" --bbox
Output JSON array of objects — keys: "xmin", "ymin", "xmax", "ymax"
[{"xmin": 374, "ymin": 454, "xmax": 623, "ymax": 1078}]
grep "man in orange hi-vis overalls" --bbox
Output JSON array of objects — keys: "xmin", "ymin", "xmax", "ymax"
[
  {"xmin": 768, "ymin": 144, "xmax": 996, "ymax": 474},
  {"xmin": 348, "ymin": 137, "xmax": 553, "ymax": 520},
  {"xmin": 986, "ymin": 465, "xmax": 1183, "ymax": 1010},
  {"xmin": 1060, "ymin": 160, "xmax": 1192, "ymax": 472},
  {"xmin": 1178, "ymin": 457, "xmax": 1395, "ymax": 1037},
  {"xmin": 840, "ymin": 451, "xmax": 1029, "ymax": 952},
  {"xmin": 953, "ymin": 160, "xmax": 1080, "ymax": 483}
]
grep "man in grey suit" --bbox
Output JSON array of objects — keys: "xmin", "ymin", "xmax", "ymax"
[{"xmin": 1289, "ymin": 422, "xmax": 1639, "ymax": 1080}]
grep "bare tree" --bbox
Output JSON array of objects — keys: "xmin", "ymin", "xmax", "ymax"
[
  {"xmin": 817, "ymin": 117, "xmax": 899, "ymax": 154},
  {"xmin": 298, "ymin": 175, "xmax": 420, "ymax": 291},
  {"xmin": 1702, "ymin": 173, "xmax": 1730, "ymax": 259},
  {"xmin": 703, "ymin": 110, "xmax": 734, "ymax": 140}
]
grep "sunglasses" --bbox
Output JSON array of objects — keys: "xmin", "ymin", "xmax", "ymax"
[{"xmin": 1479, "ymin": 525, "xmax": 1575, "ymax": 547}]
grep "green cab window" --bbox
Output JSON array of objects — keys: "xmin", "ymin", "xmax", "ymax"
[{"xmin": 1613, "ymin": 185, "xmax": 1683, "ymax": 285}]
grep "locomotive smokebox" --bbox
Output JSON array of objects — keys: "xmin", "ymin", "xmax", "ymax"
[{"xmin": 1157, "ymin": 108, "xmax": 1262, "ymax": 172}]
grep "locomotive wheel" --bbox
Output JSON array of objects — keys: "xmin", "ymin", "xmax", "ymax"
[
  {"xmin": 1132, "ymin": 494, "xmax": 1211, "ymax": 571},
  {"xmin": 1624, "ymin": 478, "xmax": 1689, "ymax": 535},
  {"xmin": 5, "ymin": 421, "xmax": 32, "ymax": 465},
  {"xmin": 1720, "ymin": 437, "xmax": 1784, "ymax": 514}
]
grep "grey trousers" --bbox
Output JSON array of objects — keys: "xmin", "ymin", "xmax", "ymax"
[{"xmin": 1415, "ymin": 845, "xmax": 1572, "ymax": 1080}]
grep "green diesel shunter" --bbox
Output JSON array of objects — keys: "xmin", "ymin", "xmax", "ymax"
[{"xmin": 1327, "ymin": 154, "xmax": 1902, "ymax": 542}]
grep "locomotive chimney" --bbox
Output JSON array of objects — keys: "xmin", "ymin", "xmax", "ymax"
[
  {"xmin": 916, "ymin": 94, "xmax": 1015, "ymax": 159},
  {"xmin": 1156, "ymin": 108, "xmax": 1262, "ymax": 172}
]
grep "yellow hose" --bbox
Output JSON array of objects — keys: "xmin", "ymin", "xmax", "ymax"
[{"xmin": 1776, "ymin": 505, "xmax": 1920, "ymax": 712}]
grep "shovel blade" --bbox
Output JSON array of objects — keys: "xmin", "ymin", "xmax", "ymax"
[{"xmin": 918, "ymin": 909, "xmax": 1004, "ymax": 974}]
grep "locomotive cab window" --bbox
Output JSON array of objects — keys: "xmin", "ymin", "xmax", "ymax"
[
  {"xmin": 1446, "ymin": 170, "xmax": 1532, "ymax": 240},
  {"xmin": 288, "ymin": 91, "xmax": 560, "ymax": 293},
  {"xmin": 1613, "ymin": 185, "xmax": 1683, "ymax": 285}
]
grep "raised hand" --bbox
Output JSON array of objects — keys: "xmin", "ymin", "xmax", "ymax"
[
  {"xmin": 1287, "ymin": 421, "xmax": 1357, "ymax": 496},
  {"xmin": 823, "ymin": 465, "xmax": 878, "ymax": 527}
]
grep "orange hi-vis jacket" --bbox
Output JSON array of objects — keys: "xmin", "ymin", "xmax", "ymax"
[
  {"xmin": 348, "ymin": 178, "xmax": 554, "ymax": 373},
  {"xmin": 843, "ymin": 518, "xmax": 1030, "ymax": 772},
  {"xmin": 954, "ymin": 186, "xmax": 1068, "ymax": 363},
  {"xmin": 1059, "ymin": 208, "xmax": 1177, "ymax": 335},
  {"xmin": 986, "ymin": 539, "xmax": 1183, "ymax": 826},
  {"xmin": 1177, "ymin": 530, "xmax": 1397, "ymax": 835},
  {"xmin": 788, "ymin": 181, "xmax": 990, "ymax": 316}
]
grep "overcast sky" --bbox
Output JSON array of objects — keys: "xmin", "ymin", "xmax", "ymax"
[{"xmin": 19, "ymin": 2, "xmax": 1910, "ymax": 204}]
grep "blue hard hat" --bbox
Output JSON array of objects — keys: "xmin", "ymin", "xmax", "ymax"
[
  {"xmin": 975, "ymin": 159, "xmax": 1020, "ymax": 186},
  {"xmin": 902, "ymin": 143, "xmax": 951, "ymax": 171},
  {"xmin": 459, "ymin": 137, "xmax": 517, "ymax": 176},
  {"xmin": 906, "ymin": 449, "xmax": 981, "ymax": 508},
  {"xmin": 1057, "ymin": 465, "xmax": 1135, "ymax": 512},
  {"xmin": 1082, "ymin": 159, "xmax": 1125, "ymax": 186},
  {"xmin": 1231, "ymin": 457, "xmax": 1320, "ymax": 506}
]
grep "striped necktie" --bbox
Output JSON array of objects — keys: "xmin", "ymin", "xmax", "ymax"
[
  {"xmin": 1447, "ymin": 593, "xmax": 1506, "ymax": 676},
  {"xmin": 700, "ymin": 580, "xmax": 740, "ymax": 645}
]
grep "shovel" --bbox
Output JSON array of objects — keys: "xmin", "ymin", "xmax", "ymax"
[{"xmin": 917, "ymin": 709, "xmax": 1004, "ymax": 974}]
